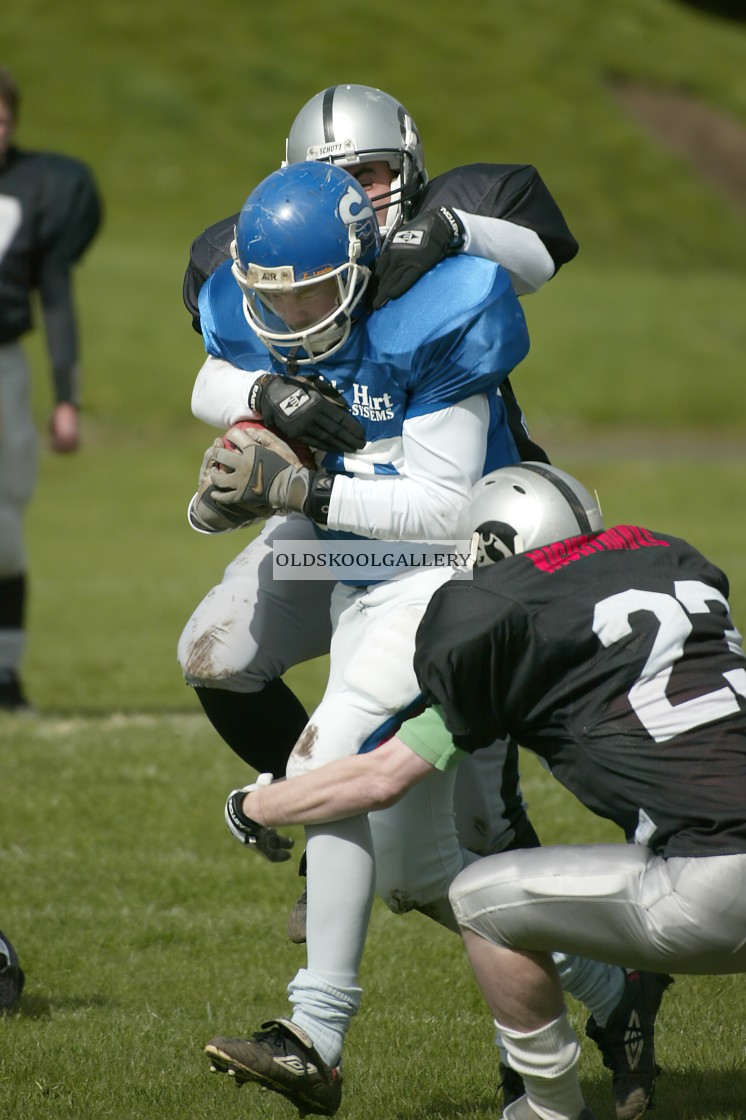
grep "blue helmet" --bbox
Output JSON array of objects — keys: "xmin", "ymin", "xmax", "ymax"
[{"xmin": 230, "ymin": 161, "xmax": 380, "ymax": 364}]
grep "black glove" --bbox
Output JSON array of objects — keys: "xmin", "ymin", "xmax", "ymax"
[
  {"xmin": 249, "ymin": 373, "xmax": 365, "ymax": 453},
  {"xmin": 371, "ymin": 206, "xmax": 465, "ymax": 309},
  {"xmin": 224, "ymin": 782, "xmax": 294, "ymax": 863}
]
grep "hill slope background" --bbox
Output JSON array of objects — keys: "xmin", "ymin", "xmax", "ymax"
[{"xmin": 3, "ymin": 0, "xmax": 745, "ymax": 710}]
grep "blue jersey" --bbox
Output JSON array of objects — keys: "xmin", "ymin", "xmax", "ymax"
[{"xmin": 199, "ymin": 253, "xmax": 529, "ymax": 476}]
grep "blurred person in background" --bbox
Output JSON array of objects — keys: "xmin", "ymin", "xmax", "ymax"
[
  {"xmin": 0, "ymin": 928, "xmax": 23, "ymax": 1013},
  {"xmin": 0, "ymin": 65, "xmax": 102, "ymax": 712}
]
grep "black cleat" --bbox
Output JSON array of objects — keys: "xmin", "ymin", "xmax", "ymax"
[
  {"xmin": 287, "ymin": 886, "xmax": 308, "ymax": 944},
  {"xmin": 586, "ymin": 970, "xmax": 673, "ymax": 1120},
  {"xmin": 0, "ymin": 930, "xmax": 24, "ymax": 1014},
  {"xmin": 499, "ymin": 1062, "xmax": 526, "ymax": 1107},
  {"xmin": 206, "ymin": 1017, "xmax": 341, "ymax": 1117},
  {"xmin": 0, "ymin": 673, "xmax": 33, "ymax": 715}
]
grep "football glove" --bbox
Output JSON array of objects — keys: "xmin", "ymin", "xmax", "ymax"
[
  {"xmin": 224, "ymin": 773, "xmax": 294, "ymax": 863},
  {"xmin": 370, "ymin": 206, "xmax": 465, "ymax": 309},
  {"xmin": 209, "ymin": 424, "xmax": 333, "ymax": 525},
  {"xmin": 249, "ymin": 372, "xmax": 365, "ymax": 453},
  {"xmin": 188, "ymin": 439, "xmax": 262, "ymax": 533}
]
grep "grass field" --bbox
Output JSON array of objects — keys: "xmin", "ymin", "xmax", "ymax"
[
  {"xmin": 2, "ymin": 719, "xmax": 745, "ymax": 1120},
  {"xmin": 2, "ymin": 0, "xmax": 746, "ymax": 1117}
]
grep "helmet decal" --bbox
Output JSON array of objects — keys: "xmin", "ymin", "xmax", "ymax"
[
  {"xmin": 473, "ymin": 521, "xmax": 522, "ymax": 566},
  {"xmin": 457, "ymin": 463, "xmax": 603, "ymax": 557}
]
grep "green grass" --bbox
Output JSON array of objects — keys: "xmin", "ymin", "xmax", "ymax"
[
  {"xmin": 1, "ymin": 722, "xmax": 745, "ymax": 1120},
  {"xmin": 1, "ymin": 0, "xmax": 746, "ymax": 1116}
]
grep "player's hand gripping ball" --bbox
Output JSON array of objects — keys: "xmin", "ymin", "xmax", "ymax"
[
  {"xmin": 210, "ymin": 421, "xmax": 317, "ymax": 519},
  {"xmin": 219, "ymin": 419, "xmax": 316, "ymax": 469}
]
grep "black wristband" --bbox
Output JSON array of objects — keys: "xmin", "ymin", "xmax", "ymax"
[
  {"xmin": 225, "ymin": 790, "xmax": 262, "ymax": 840},
  {"xmin": 439, "ymin": 206, "xmax": 465, "ymax": 251},
  {"xmin": 303, "ymin": 472, "xmax": 334, "ymax": 526},
  {"xmin": 248, "ymin": 375, "xmax": 268, "ymax": 414}
]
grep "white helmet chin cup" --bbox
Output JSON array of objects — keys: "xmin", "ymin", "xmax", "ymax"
[{"xmin": 458, "ymin": 462, "xmax": 603, "ymax": 565}]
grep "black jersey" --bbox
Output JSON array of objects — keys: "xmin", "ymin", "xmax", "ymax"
[
  {"xmin": 414, "ymin": 527, "xmax": 746, "ymax": 858},
  {"xmin": 0, "ymin": 147, "xmax": 102, "ymax": 402},
  {"xmin": 182, "ymin": 162, "xmax": 578, "ymax": 333},
  {"xmin": 417, "ymin": 163, "xmax": 578, "ymax": 269}
]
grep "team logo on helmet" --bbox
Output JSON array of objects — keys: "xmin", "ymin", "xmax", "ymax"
[{"xmin": 473, "ymin": 521, "xmax": 521, "ymax": 566}]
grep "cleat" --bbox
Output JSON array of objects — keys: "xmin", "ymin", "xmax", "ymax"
[
  {"xmin": 499, "ymin": 1062, "xmax": 526, "ymax": 1107},
  {"xmin": 502, "ymin": 1096, "xmax": 595, "ymax": 1120},
  {"xmin": 287, "ymin": 886, "xmax": 307, "ymax": 944},
  {"xmin": 205, "ymin": 1017, "xmax": 342, "ymax": 1116},
  {"xmin": 0, "ymin": 672, "xmax": 34, "ymax": 715},
  {"xmin": 586, "ymin": 971, "xmax": 673, "ymax": 1120},
  {"xmin": 0, "ymin": 929, "xmax": 24, "ymax": 1014}
]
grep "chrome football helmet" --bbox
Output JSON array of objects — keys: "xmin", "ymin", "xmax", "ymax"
[
  {"xmin": 284, "ymin": 84, "xmax": 427, "ymax": 234},
  {"xmin": 230, "ymin": 161, "xmax": 380, "ymax": 364},
  {"xmin": 458, "ymin": 463, "xmax": 604, "ymax": 566}
]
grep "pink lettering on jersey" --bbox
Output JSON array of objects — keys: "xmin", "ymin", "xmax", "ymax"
[{"xmin": 526, "ymin": 526, "xmax": 669, "ymax": 573}]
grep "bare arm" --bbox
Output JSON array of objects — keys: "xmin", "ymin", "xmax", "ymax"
[{"xmin": 242, "ymin": 737, "xmax": 435, "ymax": 827}]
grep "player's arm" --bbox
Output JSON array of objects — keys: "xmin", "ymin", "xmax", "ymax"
[
  {"xmin": 235, "ymin": 737, "xmax": 435, "ymax": 829},
  {"xmin": 204, "ymin": 393, "xmax": 489, "ymax": 537},
  {"xmin": 191, "ymin": 355, "xmax": 265, "ymax": 429},
  {"xmin": 460, "ymin": 164, "xmax": 578, "ymax": 281},
  {"xmin": 192, "ymin": 356, "xmax": 365, "ymax": 451},
  {"xmin": 37, "ymin": 253, "xmax": 80, "ymax": 407},
  {"xmin": 328, "ymin": 395, "xmax": 489, "ymax": 539},
  {"xmin": 372, "ymin": 164, "xmax": 577, "ymax": 307},
  {"xmin": 36, "ymin": 156, "xmax": 102, "ymax": 449},
  {"xmin": 456, "ymin": 214, "xmax": 554, "ymax": 295}
]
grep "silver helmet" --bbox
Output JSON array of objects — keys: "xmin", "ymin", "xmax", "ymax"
[
  {"xmin": 457, "ymin": 463, "xmax": 604, "ymax": 566},
  {"xmin": 284, "ymin": 84, "xmax": 427, "ymax": 232}
]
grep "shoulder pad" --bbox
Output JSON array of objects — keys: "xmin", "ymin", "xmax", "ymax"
[{"xmin": 35, "ymin": 151, "xmax": 102, "ymax": 260}]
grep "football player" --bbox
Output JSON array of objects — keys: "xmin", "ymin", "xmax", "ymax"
[
  {"xmin": 187, "ymin": 163, "xmax": 626, "ymax": 1119},
  {"xmin": 0, "ymin": 66, "xmax": 102, "ymax": 711},
  {"xmin": 226, "ymin": 462, "xmax": 746, "ymax": 1120},
  {"xmin": 180, "ymin": 83, "xmax": 571, "ymax": 910}
]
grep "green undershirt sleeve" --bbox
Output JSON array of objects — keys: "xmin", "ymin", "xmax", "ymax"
[{"xmin": 396, "ymin": 704, "xmax": 467, "ymax": 771}]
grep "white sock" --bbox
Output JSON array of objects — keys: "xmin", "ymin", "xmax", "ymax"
[
  {"xmin": 553, "ymin": 953, "xmax": 625, "ymax": 1027},
  {"xmin": 288, "ymin": 968, "xmax": 362, "ymax": 1067},
  {"xmin": 497, "ymin": 1011, "xmax": 586, "ymax": 1120}
]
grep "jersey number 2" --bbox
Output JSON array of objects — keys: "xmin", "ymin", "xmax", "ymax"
[{"xmin": 593, "ymin": 579, "xmax": 746, "ymax": 742}]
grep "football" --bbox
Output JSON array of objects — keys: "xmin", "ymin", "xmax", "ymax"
[{"xmin": 221, "ymin": 419, "xmax": 316, "ymax": 469}]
